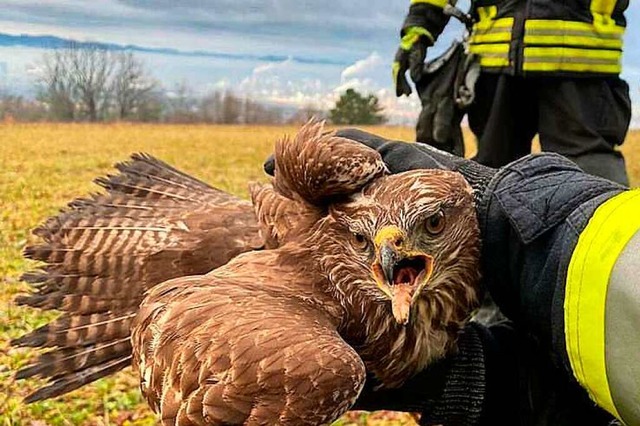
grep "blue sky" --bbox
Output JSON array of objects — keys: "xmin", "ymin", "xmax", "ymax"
[{"xmin": 0, "ymin": 0, "xmax": 639, "ymax": 125}]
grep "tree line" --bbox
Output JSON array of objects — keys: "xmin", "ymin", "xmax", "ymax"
[{"xmin": 0, "ymin": 44, "xmax": 386, "ymax": 125}]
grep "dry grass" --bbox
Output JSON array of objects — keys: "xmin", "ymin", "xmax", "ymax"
[{"xmin": 0, "ymin": 123, "xmax": 637, "ymax": 425}]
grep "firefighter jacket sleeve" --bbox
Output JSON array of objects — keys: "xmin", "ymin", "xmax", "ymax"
[
  {"xmin": 394, "ymin": 1, "xmax": 451, "ymax": 97},
  {"xmin": 479, "ymin": 153, "xmax": 640, "ymax": 425}
]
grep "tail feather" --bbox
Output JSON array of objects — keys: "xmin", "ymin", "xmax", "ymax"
[
  {"xmin": 12, "ymin": 313, "xmax": 134, "ymax": 348},
  {"xmin": 20, "ymin": 274, "xmax": 141, "ymax": 299},
  {"xmin": 16, "ymin": 338, "xmax": 131, "ymax": 381},
  {"xmin": 14, "ymin": 153, "xmax": 264, "ymax": 402},
  {"xmin": 23, "ymin": 356, "xmax": 134, "ymax": 404}
]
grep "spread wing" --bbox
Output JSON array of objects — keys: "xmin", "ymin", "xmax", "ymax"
[
  {"xmin": 13, "ymin": 153, "xmax": 265, "ymax": 402},
  {"xmin": 132, "ymin": 270, "xmax": 366, "ymax": 425},
  {"xmin": 273, "ymin": 121, "xmax": 387, "ymax": 205}
]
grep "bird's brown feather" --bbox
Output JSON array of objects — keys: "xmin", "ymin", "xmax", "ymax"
[
  {"xmin": 132, "ymin": 251, "xmax": 364, "ymax": 425},
  {"xmin": 273, "ymin": 120, "xmax": 387, "ymax": 205},
  {"xmin": 14, "ymin": 121, "xmax": 481, "ymax": 426},
  {"xmin": 14, "ymin": 153, "xmax": 267, "ymax": 402}
]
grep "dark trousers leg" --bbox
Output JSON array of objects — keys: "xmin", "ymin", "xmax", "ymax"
[
  {"xmin": 468, "ymin": 73, "xmax": 538, "ymax": 168},
  {"xmin": 537, "ymin": 77, "xmax": 631, "ymax": 186}
]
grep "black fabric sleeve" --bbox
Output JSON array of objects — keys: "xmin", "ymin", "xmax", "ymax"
[
  {"xmin": 402, "ymin": 3, "xmax": 451, "ymax": 43},
  {"xmin": 477, "ymin": 153, "xmax": 624, "ymax": 369}
]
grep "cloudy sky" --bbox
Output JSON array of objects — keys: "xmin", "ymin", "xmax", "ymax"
[{"xmin": 0, "ymin": 0, "xmax": 639, "ymax": 124}]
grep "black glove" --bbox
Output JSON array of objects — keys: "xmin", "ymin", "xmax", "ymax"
[
  {"xmin": 393, "ymin": 3, "xmax": 450, "ymax": 97},
  {"xmin": 263, "ymin": 129, "xmax": 494, "ymax": 203},
  {"xmin": 354, "ymin": 321, "xmax": 520, "ymax": 426},
  {"xmin": 333, "ymin": 129, "xmax": 495, "ymax": 204}
]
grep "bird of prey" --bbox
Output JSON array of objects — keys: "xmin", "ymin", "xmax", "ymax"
[{"xmin": 14, "ymin": 122, "xmax": 481, "ymax": 425}]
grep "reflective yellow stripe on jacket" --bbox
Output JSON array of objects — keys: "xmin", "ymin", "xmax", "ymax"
[
  {"xmin": 468, "ymin": 0, "xmax": 625, "ymax": 74},
  {"xmin": 523, "ymin": 19, "xmax": 624, "ymax": 73},
  {"xmin": 565, "ymin": 190, "xmax": 640, "ymax": 422},
  {"xmin": 410, "ymin": 0, "xmax": 448, "ymax": 8},
  {"xmin": 468, "ymin": 6, "xmax": 513, "ymax": 68}
]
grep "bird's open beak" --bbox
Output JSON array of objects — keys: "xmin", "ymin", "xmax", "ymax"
[{"xmin": 372, "ymin": 226, "xmax": 434, "ymax": 325}]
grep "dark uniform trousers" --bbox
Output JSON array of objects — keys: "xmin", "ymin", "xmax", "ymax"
[{"xmin": 468, "ymin": 73, "xmax": 632, "ymax": 186}]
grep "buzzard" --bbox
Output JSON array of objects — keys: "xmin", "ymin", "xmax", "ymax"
[{"xmin": 14, "ymin": 122, "xmax": 481, "ymax": 425}]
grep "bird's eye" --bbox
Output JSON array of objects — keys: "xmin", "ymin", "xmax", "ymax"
[
  {"xmin": 425, "ymin": 210, "xmax": 446, "ymax": 236},
  {"xmin": 351, "ymin": 232, "xmax": 370, "ymax": 250}
]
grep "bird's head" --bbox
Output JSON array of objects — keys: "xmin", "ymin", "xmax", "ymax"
[{"xmin": 318, "ymin": 169, "xmax": 481, "ymax": 327}]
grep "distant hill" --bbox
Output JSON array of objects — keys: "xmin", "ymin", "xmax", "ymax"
[{"xmin": 0, "ymin": 33, "xmax": 347, "ymax": 65}]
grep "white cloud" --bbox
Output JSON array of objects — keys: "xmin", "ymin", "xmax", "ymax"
[
  {"xmin": 252, "ymin": 57, "xmax": 295, "ymax": 75},
  {"xmin": 341, "ymin": 52, "xmax": 383, "ymax": 81}
]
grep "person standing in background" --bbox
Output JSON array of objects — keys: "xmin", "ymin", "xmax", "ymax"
[{"xmin": 394, "ymin": 0, "xmax": 631, "ymax": 185}]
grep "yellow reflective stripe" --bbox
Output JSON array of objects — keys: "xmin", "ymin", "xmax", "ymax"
[
  {"xmin": 525, "ymin": 19, "xmax": 624, "ymax": 35},
  {"xmin": 525, "ymin": 47, "xmax": 620, "ymax": 60},
  {"xmin": 474, "ymin": 16, "xmax": 514, "ymax": 32},
  {"xmin": 392, "ymin": 61, "xmax": 401, "ymax": 83},
  {"xmin": 411, "ymin": 0, "xmax": 448, "ymax": 8},
  {"xmin": 523, "ymin": 46, "xmax": 622, "ymax": 73},
  {"xmin": 524, "ymin": 35, "xmax": 622, "ymax": 49},
  {"xmin": 472, "ymin": 17, "xmax": 514, "ymax": 44},
  {"xmin": 400, "ymin": 26, "xmax": 434, "ymax": 50},
  {"xmin": 469, "ymin": 43, "xmax": 509, "ymax": 55},
  {"xmin": 524, "ymin": 62, "xmax": 621, "ymax": 73},
  {"xmin": 478, "ymin": 56, "xmax": 510, "ymax": 67},
  {"xmin": 524, "ymin": 19, "xmax": 624, "ymax": 51},
  {"xmin": 524, "ymin": 20, "xmax": 624, "ymax": 59},
  {"xmin": 565, "ymin": 190, "xmax": 640, "ymax": 420},
  {"xmin": 469, "ymin": 7, "xmax": 513, "ymax": 69},
  {"xmin": 471, "ymin": 32, "xmax": 512, "ymax": 43},
  {"xmin": 468, "ymin": 43, "xmax": 510, "ymax": 67}
]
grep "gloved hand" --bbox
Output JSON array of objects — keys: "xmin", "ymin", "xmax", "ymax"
[
  {"xmin": 263, "ymin": 128, "xmax": 494, "ymax": 203},
  {"xmin": 335, "ymin": 128, "xmax": 495, "ymax": 204},
  {"xmin": 393, "ymin": 2, "xmax": 451, "ymax": 97},
  {"xmin": 394, "ymin": 28, "xmax": 432, "ymax": 97},
  {"xmin": 354, "ymin": 321, "xmax": 520, "ymax": 426}
]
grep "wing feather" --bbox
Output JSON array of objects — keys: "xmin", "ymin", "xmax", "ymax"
[
  {"xmin": 14, "ymin": 153, "xmax": 265, "ymax": 402},
  {"xmin": 133, "ymin": 265, "xmax": 365, "ymax": 426},
  {"xmin": 273, "ymin": 120, "xmax": 387, "ymax": 205}
]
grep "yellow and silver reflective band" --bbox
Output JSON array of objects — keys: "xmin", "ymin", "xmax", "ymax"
[
  {"xmin": 468, "ymin": 43, "xmax": 510, "ymax": 67},
  {"xmin": 468, "ymin": 6, "xmax": 513, "ymax": 68},
  {"xmin": 565, "ymin": 190, "xmax": 640, "ymax": 422},
  {"xmin": 400, "ymin": 26, "xmax": 434, "ymax": 50},
  {"xmin": 471, "ymin": 17, "xmax": 514, "ymax": 43},
  {"xmin": 524, "ymin": 20, "xmax": 624, "ymax": 50},
  {"xmin": 411, "ymin": 0, "xmax": 448, "ymax": 8},
  {"xmin": 523, "ymin": 46, "xmax": 621, "ymax": 73}
]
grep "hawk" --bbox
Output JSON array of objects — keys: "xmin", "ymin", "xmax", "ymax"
[{"xmin": 14, "ymin": 122, "xmax": 481, "ymax": 425}]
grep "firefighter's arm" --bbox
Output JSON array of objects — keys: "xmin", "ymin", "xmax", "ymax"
[
  {"xmin": 479, "ymin": 154, "xmax": 639, "ymax": 426},
  {"xmin": 394, "ymin": 0, "xmax": 452, "ymax": 97}
]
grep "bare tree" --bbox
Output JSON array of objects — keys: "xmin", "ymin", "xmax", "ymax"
[
  {"xmin": 200, "ymin": 91, "xmax": 223, "ymax": 123},
  {"xmin": 36, "ymin": 44, "xmax": 159, "ymax": 122},
  {"xmin": 112, "ymin": 51, "xmax": 157, "ymax": 120},
  {"xmin": 37, "ymin": 49, "xmax": 76, "ymax": 121},
  {"xmin": 68, "ymin": 44, "xmax": 115, "ymax": 121},
  {"xmin": 165, "ymin": 81, "xmax": 199, "ymax": 123},
  {"xmin": 220, "ymin": 91, "xmax": 242, "ymax": 124},
  {"xmin": 0, "ymin": 92, "xmax": 47, "ymax": 122}
]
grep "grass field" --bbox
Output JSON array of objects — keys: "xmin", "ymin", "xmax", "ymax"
[{"xmin": 1, "ymin": 123, "xmax": 638, "ymax": 425}]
